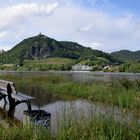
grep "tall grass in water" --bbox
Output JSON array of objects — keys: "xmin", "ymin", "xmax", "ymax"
[
  {"xmin": 0, "ymin": 74, "xmax": 140, "ymax": 139},
  {"xmin": 0, "ymin": 75, "xmax": 140, "ymax": 112},
  {"xmin": 56, "ymin": 116, "xmax": 140, "ymax": 140}
]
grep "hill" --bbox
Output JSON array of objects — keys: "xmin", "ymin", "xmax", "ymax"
[
  {"xmin": 0, "ymin": 34, "xmax": 118, "ymax": 64},
  {"xmin": 111, "ymin": 50, "xmax": 140, "ymax": 62}
]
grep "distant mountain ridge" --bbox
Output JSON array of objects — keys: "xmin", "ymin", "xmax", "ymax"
[
  {"xmin": 0, "ymin": 34, "xmax": 118, "ymax": 64},
  {"xmin": 111, "ymin": 50, "xmax": 140, "ymax": 62}
]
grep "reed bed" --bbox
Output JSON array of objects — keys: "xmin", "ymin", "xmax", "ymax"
[{"xmin": 0, "ymin": 74, "xmax": 139, "ymax": 112}]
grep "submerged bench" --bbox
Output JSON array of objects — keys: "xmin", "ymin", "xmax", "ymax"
[{"xmin": 0, "ymin": 80, "xmax": 34, "ymax": 116}]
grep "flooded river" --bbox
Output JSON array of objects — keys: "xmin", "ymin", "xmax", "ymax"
[
  {"xmin": 0, "ymin": 98, "xmax": 137, "ymax": 133},
  {"xmin": 0, "ymin": 71, "xmax": 139, "ymax": 133}
]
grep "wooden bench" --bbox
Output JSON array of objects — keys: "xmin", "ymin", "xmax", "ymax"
[{"xmin": 0, "ymin": 80, "xmax": 34, "ymax": 116}]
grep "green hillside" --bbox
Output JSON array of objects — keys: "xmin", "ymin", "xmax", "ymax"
[
  {"xmin": 0, "ymin": 34, "xmax": 118, "ymax": 65},
  {"xmin": 111, "ymin": 50, "xmax": 140, "ymax": 62}
]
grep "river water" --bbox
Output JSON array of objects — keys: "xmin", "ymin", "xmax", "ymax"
[
  {"xmin": 0, "ymin": 98, "xmax": 136, "ymax": 133},
  {"xmin": 0, "ymin": 71, "xmax": 140, "ymax": 82},
  {"xmin": 0, "ymin": 71, "xmax": 140, "ymax": 132}
]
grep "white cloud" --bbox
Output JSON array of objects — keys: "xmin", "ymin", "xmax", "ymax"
[
  {"xmin": 60, "ymin": 0, "xmax": 107, "ymax": 6},
  {"xmin": 0, "ymin": 44, "xmax": 12, "ymax": 51},
  {"xmin": 0, "ymin": 2, "xmax": 59, "ymax": 50},
  {"xmin": 0, "ymin": 31, "xmax": 8, "ymax": 39},
  {"xmin": 0, "ymin": 1, "xmax": 140, "ymax": 52},
  {"xmin": 82, "ymin": 42, "xmax": 104, "ymax": 50},
  {"xmin": 0, "ymin": 3, "xmax": 58, "ymax": 30},
  {"xmin": 77, "ymin": 24, "xmax": 93, "ymax": 32},
  {"xmin": 40, "ymin": 3, "xmax": 140, "ymax": 52}
]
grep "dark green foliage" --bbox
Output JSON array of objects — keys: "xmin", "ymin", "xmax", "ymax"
[
  {"xmin": 0, "ymin": 34, "xmax": 118, "ymax": 64},
  {"xmin": 118, "ymin": 62, "xmax": 140, "ymax": 72},
  {"xmin": 118, "ymin": 79, "xmax": 132, "ymax": 89},
  {"xmin": 111, "ymin": 50, "xmax": 140, "ymax": 62}
]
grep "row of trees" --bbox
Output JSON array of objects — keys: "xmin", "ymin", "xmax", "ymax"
[
  {"xmin": 0, "ymin": 63, "xmax": 73, "ymax": 71},
  {"xmin": 118, "ymin": 62, "xmax": 140, "ymax": 73}
]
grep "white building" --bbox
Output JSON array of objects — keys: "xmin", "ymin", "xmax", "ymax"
[{"xmin": 72, "ymin": 64, "xmax": 92, "ymax": 71}]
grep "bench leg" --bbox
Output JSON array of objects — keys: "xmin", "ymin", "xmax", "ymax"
[
  {"xmin": 8, "ymin": 98, "xmax": 16, "ymax": 117},
  {"xmin": 2, "ymin": 101, "xmax": 6, "ymax": 110},
  {"xmin": 25, "ymin": 100, "xmax": 32, "ymax": 113},
  {"xmin": 0, "ymin": 95, "xmax": 7, "ymax": 104},
  {"xmin": 8, "ymin": 100, "xmax": 32, "ymax": 117},
  {"xmin": 8, "ymin": 105, "xmax": 15, "ymax": 117}
]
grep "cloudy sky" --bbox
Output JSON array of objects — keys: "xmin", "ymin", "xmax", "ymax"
[{"xmin": 0, "ymin": 0, "xmax": 140, "ymax": 52}]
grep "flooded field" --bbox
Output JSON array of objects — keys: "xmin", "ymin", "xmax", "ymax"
[{"xmin": 0, "ymin": 71, "xmax": 139, "ymax": 134}]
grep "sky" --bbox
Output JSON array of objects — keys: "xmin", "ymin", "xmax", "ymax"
[{"xmin": 0, "ymin": 0, "xmax": 140, "ymax": 52}]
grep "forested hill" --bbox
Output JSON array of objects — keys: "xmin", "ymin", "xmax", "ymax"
[
  {"xmin": 0, "ymin": 34, "xmax": 118, "ymax": 64},
  {"xmin": 111, "ymin": 50, "xmax": 140, "ymax": 62}
]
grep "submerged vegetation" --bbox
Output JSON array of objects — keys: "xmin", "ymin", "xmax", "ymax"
[
  {"xmin": 0, "ymin": 74, "xmax": 139, "ymax": 139},
  {"xmin": 0, "ymin": 74, "xmax": 140, "ymax": 113}
]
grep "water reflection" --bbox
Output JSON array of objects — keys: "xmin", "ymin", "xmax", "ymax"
[
  {"xmin": 0, "ymin": 98, "xmax": 139, "ymax": 133},
  {"xmin": 0, "ymin": 71, "xmax": 140, "ymax": 82},
  {"xmin": 16, "ymin": 85, "xmax": 61, "ymax": 107}
]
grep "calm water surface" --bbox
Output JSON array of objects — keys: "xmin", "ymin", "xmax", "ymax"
[
  {"xmin": 0, "ymin": 71, "xmax": 140, "ymax": 82},
  {"xmin": 0, "ymin": 98, "xmax": 136, "ymax": 133}
]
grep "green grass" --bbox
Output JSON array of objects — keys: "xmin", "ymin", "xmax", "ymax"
[
  {"xmin": 2, "ymin": 64, "xmax": 14, "ymax": 67},
  {"xmin": 24, "ymin": 57, "xmax": 75, "ymax": 65},
  {"xmin": 18, "ymin": 57, "xmax": 76, "ymax": 71},
  {"xmin": 78, "ymin": 60, "xmax": 88, "ymax": 64},
  {"xmin": 57, "ymin": 116, "xmax": 140, "ymax": 140},
  {"xmin": 0, "ymin": 125, "xmax": 51, "ymax": 140},
  {"xmin": 97, "ymin": 57, "xmax": 109, "ymax": 62},
  {"xmin": 0, "ymin": 116, "xmax": 139, "ymax": 140}
]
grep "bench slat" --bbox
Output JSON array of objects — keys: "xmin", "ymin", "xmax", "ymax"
[
  {"xmin": 0, "ymin": 91, "xmax": 34, "ymax": 101},
  {"xmin": 0, "ymin": 80, "xmax": 34, "ymax": 102},
  {"xmin": 0, "ymin": 80, "xmax": 14, "ymax": 85},
  {"xmin": 12, "ymin": 93, "xmax": 34, "ymax": 101},
  {"xmin": 0, "ymin": 85, "xmax": 7, "ymax": 91},
  {"xmin": 0, "ymin": 80, "xmax": 16, "ymax": 94},
  {"xmin": 0, "ymin": 90, "xmax": 7, "ymax": 95}
]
